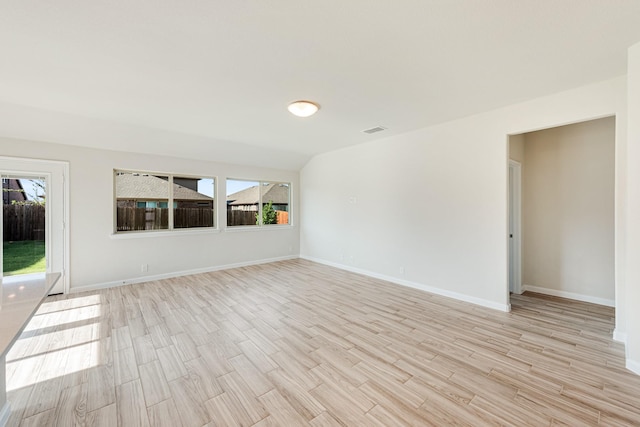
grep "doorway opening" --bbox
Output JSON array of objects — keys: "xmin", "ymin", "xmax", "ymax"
[{"xmin": 507, "ymin": 117, "xmax": 615, "ymax": 307}]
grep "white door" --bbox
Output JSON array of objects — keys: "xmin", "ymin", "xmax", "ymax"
[
  {"xmin": 508, "ymin": 160, "xmax": 522, "ymax": 295},
  {"xmin": 0, "ymin": 157, "xmax": 68, "ymax": 294}
]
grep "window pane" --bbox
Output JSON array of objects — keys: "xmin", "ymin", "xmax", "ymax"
[
  {"xmin": 173, "ymin": 177, "xmax": 215, "ymax": 229},
  {"xmin": 115, "ymin": 171, "xmax": 169, "ymax": 231},
  {"xmin": 261, "ymin": 182, "xmax": 290, "ymax": 225},
  {"xmin": 2, "ymin": 176, "xmax": 46, "ymax": 276},
  {"xmin": 226, "ymin": 179, "xmax": 259, "ymax": 226}
]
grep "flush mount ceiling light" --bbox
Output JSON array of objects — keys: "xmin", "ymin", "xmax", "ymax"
[{"xmin": 287, "ymin": 100, "xmax": 319, "ymax": 117}]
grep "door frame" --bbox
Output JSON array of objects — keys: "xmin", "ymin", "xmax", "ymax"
[
  {"xmin": 0, "ymin": 156, "xmax": 69, "ymax": 294},
  {"xmin": 509, "ymin": 159, "xmax": 522, "ymax": 295}
]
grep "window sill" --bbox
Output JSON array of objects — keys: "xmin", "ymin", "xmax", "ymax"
[
  {"xmin": 223, "ymin": 224, "xmax": 296, "ymax": 233},
  {"xmin": 110, "ymin": 228, "xmax": 221, "ymax": 239}
]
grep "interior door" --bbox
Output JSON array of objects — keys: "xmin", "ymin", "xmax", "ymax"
[
  {"xmin": 508, "ymin": 160, "xmax": 521, "ymax": 295},
  {"xmin": 509, "ymin": 166, "xmax": 515, "ymax": 293}
]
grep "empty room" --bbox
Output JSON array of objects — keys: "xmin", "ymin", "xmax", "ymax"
[{"xmin": 1, "ymin": 1, "xmax": 640, "ymax": 426}]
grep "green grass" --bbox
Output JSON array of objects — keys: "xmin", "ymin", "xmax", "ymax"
[{"xmin": 3, "ymin": 240, "xmax": 46, "ymax": 276}]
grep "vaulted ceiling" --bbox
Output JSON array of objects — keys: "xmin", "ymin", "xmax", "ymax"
[{"xmin": 2, "ymin": 1, "xmax": 640, "ymax": 170}]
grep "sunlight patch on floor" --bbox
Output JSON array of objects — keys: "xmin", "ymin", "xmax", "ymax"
[{"xmin": 6, "ymin": 293, "xmax": 106, "ymax": 392}]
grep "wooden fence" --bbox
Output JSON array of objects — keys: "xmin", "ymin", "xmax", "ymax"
[
  {"xmin": 3, "ymin": 204, "xmax": 46, "ymax": 241},
  {"xmin": 117, "ymin": 207, "xmax": 169, "ymax": 231},
  {"xmin": 276, "ymin": 211, "xmax": 289, "ymax": 225},
  {"xmin": 175, "ymin": 208, "xmax": 214, "ymax": 228},
  {"xmin": 117, "ymin": 207, "xmax": 216, "ymax": 231},
  {"xmin": 226, "ymin": 209, "xmax": 289, "ymax": 226},
  {"xmin": 227, "ymin": 210, "xmax": 256, "ymax": 226},
  {"xmin": 5, "ymin": 205, "xmax": 288, "ymax": 238}
]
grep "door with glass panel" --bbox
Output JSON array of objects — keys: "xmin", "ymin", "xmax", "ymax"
[{"xmin": 0, "ymin": 158, "xmax": 67, "ymax": 295}]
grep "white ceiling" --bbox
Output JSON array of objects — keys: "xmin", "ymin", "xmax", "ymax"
[{"xmin": 1, "ymin": 1, "xmax": 640, "ymax": 170}]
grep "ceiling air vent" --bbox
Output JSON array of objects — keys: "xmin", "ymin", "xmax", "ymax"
[{"xmin": 362, "ymin": 126, "xmax": 387, "ymax": 134}]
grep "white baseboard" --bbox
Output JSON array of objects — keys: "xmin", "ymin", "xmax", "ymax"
[
  {"xmin": 69, "ymin": 255, "xmax": 298, "ymax": 294},
  {"xmin": 300, "ymin": 255, "xmax": 510, "ymax": 312},
  {"xmin": 0, "ymin": 402, "xmax": 10, "ymax": 427},
  {"xmin": 613, "ymin": 329, "xmax": 627, "ymax": 344},
  {"xmin": 628, "ymin": 358, "xmax": 640, "ymax": 376},
  {"xmin": 522, "ymin": 284, "xmax": 615, "ymax": 307}
]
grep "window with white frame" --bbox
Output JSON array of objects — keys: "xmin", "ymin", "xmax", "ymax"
[
  {"xmin": 226, "ymin": 179, "xmax": 290, "ymax": 227},
  {"xmin": 115, "ymin": 170, "xmax": 215, "ymax": 232}
]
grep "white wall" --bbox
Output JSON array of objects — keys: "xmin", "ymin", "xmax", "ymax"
[
  {"xmin": 301, "ymin": 76, "xmax": 626, "ymax": 314},
  {"xmin": 521, "ymin": 118, "xmax": 615, "ymax": 305},
  {"xmin": 626, "ymin": 42, "xmax": 640, "ymax": 375},
  {"xmin": 0, "ymin": 138, "xmax": 299, "ymax": 292},
  {"xmin": 509, "ymin": 134, "xmax": 525, "ymax": 162}
]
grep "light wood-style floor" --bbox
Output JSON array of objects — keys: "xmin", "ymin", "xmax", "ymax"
[{"xmin": 5, "ymin": 259, "xmax": 640, "ymax": 426}]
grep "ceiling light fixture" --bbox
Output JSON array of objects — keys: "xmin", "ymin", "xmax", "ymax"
[{"xmin": 287, "ymin": 100, "xmax": 319, "ymax": 117}]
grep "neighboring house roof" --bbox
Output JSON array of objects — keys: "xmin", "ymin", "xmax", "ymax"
[
  {"xmin": 116, "ymin": 174, "xmax": 212, "ymax": 201},
  {"xmin": 227, "ymin": 183, "xmax": 289, "ymax": 206}
]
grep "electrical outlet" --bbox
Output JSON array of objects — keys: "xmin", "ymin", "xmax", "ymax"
[
  {"xmin": 400, "ymin": 266, "xmax": 405, "ymax": 275},
  {"xmin": 141, "ymin": 264, "xmax": 148, "ymax": 273}
]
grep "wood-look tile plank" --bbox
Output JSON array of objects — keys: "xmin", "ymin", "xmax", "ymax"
[
  {"xmin": 218, "ymin": 371, "xmax": 268, "ymax": 423},
  {"xmin": 147, "ymin": 398, "xmax": 182, "ymax": 427},
  {"xmin": 309, "ymin": 383, "xmax": 370, "ymax": 426},
  {"xmin": 184, "ymin": 357, "xmax": 224, "ymax": 401},
  {"xmin": 266, "ymin": 369, "xmax": 326, "ymax": 421},
  {"xmin": 132, "ymin": 335, "xmax": 157, "ymax": 366},
  {"xmin": 237, "ymin": 340, "xmax": 278, "ymax": 374},
  {"xmin": 168, "ymin": 376, "xmax": 210, "ymax": 427},
  {"xmin": 228, "ymin": 354, "xmax": 274, "ymax": 397},
  {"xmin": 308, "ymin": 412, "xmax": 345, "ymax": 427},
  {"xmin": 139, "ymin": 360, "xmax": 171, "ymax": 407},
  {"xmin": 157, "ymin": 345, "xmax": 188, "ymax": 381},
  {"xmin": 310, "ymin": 364, "xmax": 375, "ymax": 414},
  {"xmin": 365, "ymin": 404, "xmax": 413, "ymax": 427},
  {"xmin": 171, "ymin": 332, "xmax": 200, "ymax": 362},
  {"xmin": 113, "ymin": 326, "xmax": 133, "ymax": 351},
  {"xmin": 258, "ymin": 389, "xmax": 311, "ymax": 426},
  {"xmin": 52, "ymin": 383, "xmax": 88, "ymax": 426},
  {"xmin": 358, "ymin": 380, "xmax": 434, "ymax": 426},
  {"xmin": 20, "ymin": 408, "xmax": 56, "ymax": 427},
  {"xmin": 116, "ymin": 379, "xmax": 150, "ymax": 427},
  {"xmin": 86, "ymin": 403, "xmax": 117, "ymax": 427},
  {"xmin": 21, "ymin": 377, "xmax": 62, "ymax": 419},
  {"xmin": 205, "ymin": 392, "xmax": 254, "ymax": 427},
  {"xmin": 113, "ymin": 347, "xmax": 139, "ymax": 385},
  {"xmin": 86, "ymin": 365, "xmax": 116, "ymax": 412}
]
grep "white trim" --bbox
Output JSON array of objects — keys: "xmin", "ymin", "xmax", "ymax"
[
  {"xmin": 69, "ymin": 255, "xmax": 298, "ymax": 294},
  {"xmin": 110, "ymin": 228, "xmax": 221, "ymax": 239},
  {"xmin": 0, "ymin": 402, "xmax": 10, "ymax": 427},
  {"xmin": 628, "ymin": 358, "xmax": 640, "ymax": 376},
  {"xmin": 224, "ymin": 224, "xmax": 295, "ymax": 233},
  {"xmin": 0, "ymin": 156, "xmax": 70, "ymax": 295},
  {"xmin": 613, "ymin": 329, "xmax": 627, "ymax": 344},
  {"xmin": 508, "ymin": 160, "xmax": 522, "ymax": 295},
  {"xmin": 301, "ymin": 255, "xmax": 511, "ymax": 312},
  {"xmin": 522, "ymin": 284, "xmax": 615, "ymax": 307}
]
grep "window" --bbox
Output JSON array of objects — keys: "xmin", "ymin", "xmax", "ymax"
[
  {"xmin": 226, "ymin": 179, "xmax": 290, "ymax": 227},
  {"xmin": 115, "ymin": 171, "xmax": 215, "ymax": 233}
]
